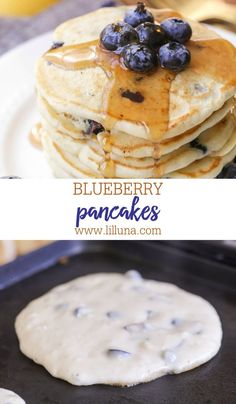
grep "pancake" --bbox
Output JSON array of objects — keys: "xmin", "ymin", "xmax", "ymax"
[
  {"xmin": 35, "ymin": 5, "xmax": 236, "ymax": 178},
  {"xmin": 154, "ymin": 112, "xmax": 236, "ymax": 176},
  {"xmin": 15, "ymin": 271, "xmax": 222, "ymax": 387},
  {"xmin": 41, "ymin": 111, "xmax": 236, "ymax": 178},
  {"xmin": 168, "ymin": 144, "xmax": 236, "ymax": 178},
  {"xmin": 36, "ymin": 7, "xmax": 236, "ymax": 142},
  {"xmin": 38, "ymin": 94, "xmax": 233, "ymax": 158},
  {"xmin": 41, "ymin": 128, "xmax": 102, "ymax": 178}
]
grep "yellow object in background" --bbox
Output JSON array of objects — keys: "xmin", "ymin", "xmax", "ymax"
[{"xmin": 0, "ymin": 0, "xmax": 59, "ymax": 16}]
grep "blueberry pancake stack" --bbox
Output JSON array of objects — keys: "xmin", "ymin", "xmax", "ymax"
[{"xmin": 36, "ymin": 3, "xmax": 236, "ymax": 178}]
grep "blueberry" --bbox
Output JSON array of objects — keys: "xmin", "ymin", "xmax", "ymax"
[
  {"xmin": 160, "ymin": 18, "xmax": 192, "ymax": 44},
  {"xmin": 146, "ymin": 309, "xmax": 154, "ymax": 319},
  {"xmin": 100, "ymin": 22, "xmax": 138, "ymax": 52},
  {"xmin": 171, "ymin": 318, "xmax": 182, "ymax": 326},
  {"xmin": 124, "ymin": 322, "xmax": 147, "ymax": 332},
  {"xmin": 122, "ymin": 44, "xmax": 158, "ymax": 73},
  {"xmin": 73, "ymin": 306, "xmax": 90, "ymax": 317},
  {"xmin": 84, "ymin": 119, "xmax": 104, "ymax": 135},
  {"xmin": 136, "ymin": 22, "xmax": 166, "ymax": 49},
  {"xmin": 106, "ymin": 349, "xmax": 131, "ymax": 358},
  {"xmin": 125, "ymin": 269, "xmax": 142, "ymax": 280},
  {"xmin": 106, "ymin": 311, "xmax": 121, "ymax": 319},
  {"xmin": 159, "ymin": 42, "xmax": 190, "ymax": 72},
  {"xmin": 121, "ymin": 89, "xmax": 144, "ymax": 103},
  {"xmin": 163, "ymin": 349, "xmax": 177, "ymax": 364},
  {"xmin": 50, "ymin": 41, "xmax": 64, "ymax": 50},
  {"xmin": 124, "ymin": 2, "xmax": 154, "ymax": 28},
  {"xmin": 190, "ymin": 138, "xmax": 207, "ymax": 154}
]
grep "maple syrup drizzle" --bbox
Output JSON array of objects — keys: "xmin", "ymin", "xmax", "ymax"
[
  {"xmin": 29, "ymin": 123, "xmax": 43, "ymax": 150},
  {"xmin": 44, "ymin": 39, "xmax": 174, "ymax": 141},
  {"xmin": 44, "ymin": 36, "xmax": 236, "ymax": 135},
  {"xmin": 102, "ymin": 135, "xmax": 113, "ymax": 153},
  {"xmin": 102, "ymin": 160, "xmax": 116, "ymax": 178}
]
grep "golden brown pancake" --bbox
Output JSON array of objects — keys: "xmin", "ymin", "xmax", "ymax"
[{"xmin": 35, "ymin": 6, "xmax": 236, "ymax": 178}]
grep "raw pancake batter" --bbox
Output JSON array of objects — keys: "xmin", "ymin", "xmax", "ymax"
[
  {"xmin": 0, "ymin": 388, "xmax": 25, "ymax": 404},
  {"xmin": 15, "ymin": 271, "xmax": 222, "ymax": 386}
]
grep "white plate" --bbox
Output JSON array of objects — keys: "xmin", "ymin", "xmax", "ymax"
[
  {"xmin": 0, "ymin": 28, "xmax": 236, "ymax": 177},
  {"xmin": 0, "ymin": 32, "xmax": 53, "ymax": 177}
]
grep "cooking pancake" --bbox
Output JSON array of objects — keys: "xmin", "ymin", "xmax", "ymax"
[
  {"xmin": 36, "ymin": 6, "xmax": 236, "ymax": 143},
  {"xmin": 15, "ymin": 271, "xmax": 222, "ymax": 387},
  {"xmin": 42, "ymin": 111, "xmax": 236, "ymax": 178}
]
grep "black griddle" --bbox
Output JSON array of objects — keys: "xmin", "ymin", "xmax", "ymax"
[{"xmin": 0, "ymin": 241, "xmax": 235, "ymax": 404}]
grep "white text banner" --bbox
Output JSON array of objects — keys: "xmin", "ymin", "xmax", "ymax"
[{"xmin": 0, "ymin": 179, "xmax": 234, "ymax": 240}]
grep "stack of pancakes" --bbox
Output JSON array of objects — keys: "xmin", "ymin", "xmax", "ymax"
[{"xmin": 36, "ymin": 6, "xmax": 236, "ymax": 178}]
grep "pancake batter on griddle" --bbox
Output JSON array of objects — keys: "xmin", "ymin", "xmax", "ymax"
[{"xmin": 15, "ymin": 271, "xmax": 222, "ymax": 387}]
